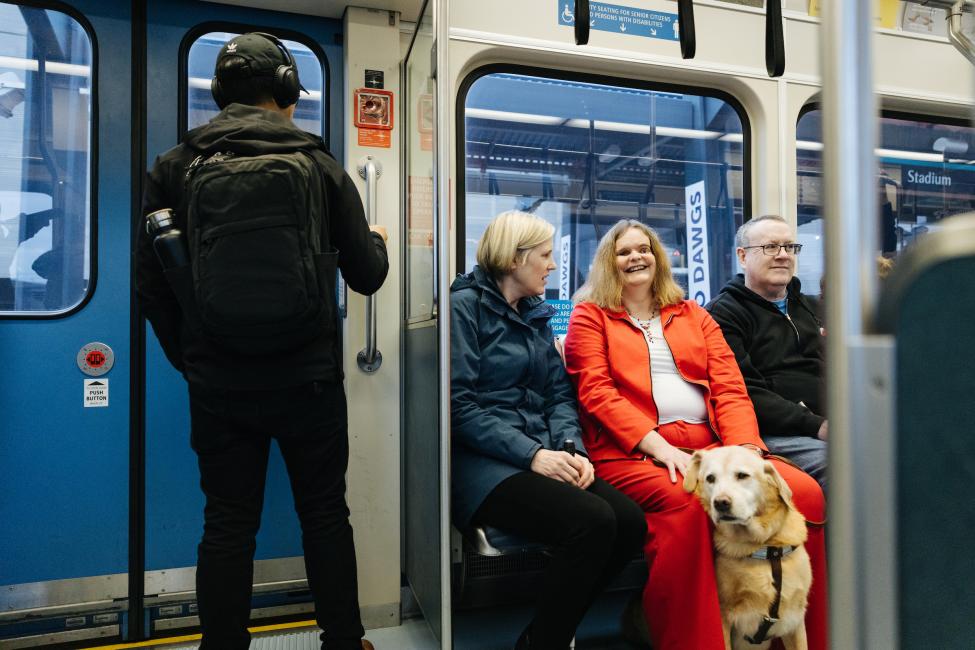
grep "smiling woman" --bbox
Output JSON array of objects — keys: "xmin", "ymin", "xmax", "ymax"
[{"xmin": 564, "ymin": 218, "xmax": 828, "ymax": 650}]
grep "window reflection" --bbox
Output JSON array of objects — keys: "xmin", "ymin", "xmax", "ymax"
[
  {"xmin": 186, "ymin": 31, "xmax": 325, "ymax": 135},
  {"xmin": 0, "ymin": 4, "xmax": 92, "ymax": 314},
  {"xmin": 463, "ymin": 73, "xmax": 748, "ymax": 307},
  {"xmin": 796, "ymin": 109, "xmax": 975, "ymax": 292}
]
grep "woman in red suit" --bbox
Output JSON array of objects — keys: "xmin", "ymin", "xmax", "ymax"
[{"xmin": 563, "ymin": 220, "xmax": 826, "ymax": 650}]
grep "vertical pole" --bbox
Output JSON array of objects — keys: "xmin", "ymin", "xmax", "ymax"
[
  {"xmin": 434, "ymin": 0, "xmax": 453, "ymax": 646},
  {"xmin": 820, "ymin": 0, "xmax": 879, "ymax": 648}
]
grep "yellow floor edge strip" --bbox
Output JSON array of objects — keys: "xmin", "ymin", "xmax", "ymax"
[{"xmin": 84, "ymin": 619, "xmax": 318, "ymax": 649}]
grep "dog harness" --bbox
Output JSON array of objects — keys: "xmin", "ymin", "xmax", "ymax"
[{"xmin": 745, "ymin": 545, "xmax": 798, "ymax": 645}]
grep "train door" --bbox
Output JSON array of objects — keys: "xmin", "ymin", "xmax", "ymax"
[
  {"xmin": 0, "ymin": 1, "xmax": 134, "ymax": 645},
  {"xmin": 401, "ymin": 0, "xmax": 449, "ymax": 644},
  {"xmin": 144, "ymin": 0, "xmax": 342, "ymax": 634}
]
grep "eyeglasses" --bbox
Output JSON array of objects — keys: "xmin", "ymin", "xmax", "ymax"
[{"xmin": 741, "ymin": 243, "xmax": 803, "ymax": 256}]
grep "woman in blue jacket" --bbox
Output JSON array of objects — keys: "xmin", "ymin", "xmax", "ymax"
[{"xmin": 451, "ymin": 211, "xmax": 646, "ymax": 649}]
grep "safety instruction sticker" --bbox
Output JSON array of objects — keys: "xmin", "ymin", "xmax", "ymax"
[
  {"xmin": 548, "ymin": 299, "xmax": 573, "ymax": 337},
  {"xmin": 557, "ymin": 1, "xmax": 680, "ymax": 41},
  {"xmin": 84, "ymin": 379, "xmax": 109, "ymax": 408},
  {"xmin": 358, "ymin": 128, "xmax": 391, "ymax": 148}
]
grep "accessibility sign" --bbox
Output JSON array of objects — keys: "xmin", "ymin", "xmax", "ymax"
[
  {"xmin": 84, "ymin": 378, "xmax": 109, "ymax": 408},
  {"xmin": 557, "ymin": 1, "xmax": 680, "ymax": 41}
]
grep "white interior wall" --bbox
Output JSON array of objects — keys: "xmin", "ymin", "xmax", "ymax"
[
  {"xmin": 341, "ymin": 5, "xmax": 402, "ymax": 629},
  {"xmin": 446, "ymin": 0, "xmax": 974, "ymax": 238}
]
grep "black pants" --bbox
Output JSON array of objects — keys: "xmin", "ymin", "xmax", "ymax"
[
  {"xmin": 473, "ymin": 472, "xmax": 647, "ymax": 649},
  {"xmin": 189, "ymin": 381, "xmax": 363, "ymax": 650}
]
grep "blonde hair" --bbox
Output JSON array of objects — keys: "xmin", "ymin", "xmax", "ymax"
[
  {"xmin": 476, "ymin": 211, "xmax": 555, "ymax": 278},
  {"xmin": 573, "ymin": 220, "xmax": 684, "ymax": 310}
]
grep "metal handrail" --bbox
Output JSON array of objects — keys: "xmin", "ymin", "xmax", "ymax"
[
  {"xmin": 948, "ymin": 0, "xmax": 975, "ymax": 66},
  {"xmin": 916, "ymin": 0, "xmax": 975, "ymax": 64},
  {"xmin": 356, "ymin": 156, "xmax": 383, "ymax": 373}
]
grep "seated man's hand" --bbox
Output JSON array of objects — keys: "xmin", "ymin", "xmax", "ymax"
[
  {"xmin": 817, "ymin": 419, "xmax": 828, "ymax": 441},
  {"xmin": 739, "ymin": 443, "xmax": 764, "ymax": 457}
]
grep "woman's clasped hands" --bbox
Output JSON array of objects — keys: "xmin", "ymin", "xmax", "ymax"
[{"xmin": 530, "ymin": 448, "xmax": 595, "ymax": 489}]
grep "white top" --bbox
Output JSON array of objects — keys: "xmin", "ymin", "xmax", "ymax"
[{"xmin": 629, "ymin": 314, "xmax": 708, "ymax": 425}]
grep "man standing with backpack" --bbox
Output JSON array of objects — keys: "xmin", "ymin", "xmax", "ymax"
[{"xmin": 135, "ymin": 33, "xmax": 388, "ymax": 650}]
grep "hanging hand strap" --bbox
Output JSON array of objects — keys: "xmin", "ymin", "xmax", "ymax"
[
  {"xmin": 677, "ymin": 0, "xmax": 696, "ymax": 59},
  {"xmin": 574, "ymin": 0, "xmax": 590, "ymax": 45},
  {"xmin": 765, "ymin": 0, "xmax": 785, "ymax": 77}
]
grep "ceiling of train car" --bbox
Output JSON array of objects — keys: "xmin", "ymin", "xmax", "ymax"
[{"xmin": 201, "ymin": 0, "xmax": 424, "ymax": 23}]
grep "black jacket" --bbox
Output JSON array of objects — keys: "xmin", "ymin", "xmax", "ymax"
[
  {"xmin": 136, "ymin": 103, "xmax": 388, "ymax": 389},
  {"xmin": 706, "ymin": 275, "xmax": 825, "ymax": 439}
]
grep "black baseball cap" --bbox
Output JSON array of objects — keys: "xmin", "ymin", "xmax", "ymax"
[{"xmin": 214, "ymin": 33, "xmax": 307, "ymax": 92}]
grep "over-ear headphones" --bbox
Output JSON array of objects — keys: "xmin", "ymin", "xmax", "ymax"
[{"xmin": 211, "ymin": 32, "xmax": 302, "ymax": 110}]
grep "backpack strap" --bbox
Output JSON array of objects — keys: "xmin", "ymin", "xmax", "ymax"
[{"xmin": 298, "ymin": 148, "xmax": 333, "ymax": 253}]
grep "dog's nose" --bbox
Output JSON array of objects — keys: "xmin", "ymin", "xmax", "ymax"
[{"xmin": 714, "ymin": 497, "xmax": 732, "ymax": 513}]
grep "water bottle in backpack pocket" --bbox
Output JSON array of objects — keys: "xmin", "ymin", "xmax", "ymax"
[
  {"xmin": 184, "ymin": 149, "xmax": 336, "ymax": 354},
  {"xmin": 147, "ymin": 207, "xmax": 202, "ymax": 331}
]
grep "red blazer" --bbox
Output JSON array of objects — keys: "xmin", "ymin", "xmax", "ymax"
[{"xmin": 563, "ymin": 299, "xmax": 766, "ymax": 461}]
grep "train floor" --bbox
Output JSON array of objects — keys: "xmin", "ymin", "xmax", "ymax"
[{"xmin": 95, "ymin": 589, "xmax": 638, "ymax": 650}]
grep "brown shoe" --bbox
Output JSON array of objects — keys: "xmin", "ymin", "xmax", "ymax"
[{"xmin": 361, "ymin": 641, "xmax": 375, "ymax": 650}]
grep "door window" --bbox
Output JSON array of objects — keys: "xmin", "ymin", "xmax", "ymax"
[
  {"xmin": 0, "ymin": 3, "xmax": 93, "ymax": 315},
  {"xmin": 186, "ymin": 31, "xmax": 326, "ymax": 135}
]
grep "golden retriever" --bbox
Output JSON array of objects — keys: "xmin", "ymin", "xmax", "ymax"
[{"xmin": 683, "ymin": 446, "xmax": 811, "ymax": 650}]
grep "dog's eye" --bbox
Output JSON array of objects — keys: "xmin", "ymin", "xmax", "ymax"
[
  {"xmin": 736, "ymin": 472, "xmax": 749, "ymax": 480},
  {"xmin": 705, "ymin": 474, "xmax": 715, "ymax": 484}
]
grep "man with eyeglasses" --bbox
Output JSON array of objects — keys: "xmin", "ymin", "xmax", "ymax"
[{"xmin": 707, "ymin": 215, "xmax": 827, "ymax": 495}]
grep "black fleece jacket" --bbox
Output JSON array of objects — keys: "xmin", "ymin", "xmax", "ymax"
[
  {"xmin": 706, "ymin": 275, "xmax": 825, "ymax": 439},
  {"xmin": 136, "ymin": 103, "xmax": 388, "ymax": 389}
]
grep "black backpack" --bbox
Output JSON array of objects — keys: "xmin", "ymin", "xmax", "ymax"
[{"xmin": 181, "ymin": 149, "xmax": 337, "ymax": 354}]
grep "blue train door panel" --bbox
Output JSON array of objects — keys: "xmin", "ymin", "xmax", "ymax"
[
  {"xmin": 142, "ymin": 0, "xmax": 343, "ymax": 633},
  {"xmin": 0, "ymin": 0, "xmax": 133, "ymax": 640}
]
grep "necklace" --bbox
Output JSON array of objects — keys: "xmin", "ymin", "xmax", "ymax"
[{"xmin": 627, "ymin": 307, "xmax": 659, "ymax": 341}]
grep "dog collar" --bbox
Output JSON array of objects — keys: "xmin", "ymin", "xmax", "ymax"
[{"xmin": 749, "ymin": 545, "xmax": 797, "ymax": 561}]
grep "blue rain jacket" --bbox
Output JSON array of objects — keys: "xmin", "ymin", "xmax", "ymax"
[{"xmin": 450, "ymin": 266, "xmax": 586, "ymax": 526}]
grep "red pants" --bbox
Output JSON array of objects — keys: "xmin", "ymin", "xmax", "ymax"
[{"xmin": 596, "ymin": 421, "xmax": 827, "ymax": 650}]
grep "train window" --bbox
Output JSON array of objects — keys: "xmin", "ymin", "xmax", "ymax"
[
  {"xmin": 0, "ymin": 4, "xmax": 92, "ymax": 315},
  {"xmin": 461, "ymin": 71, "xmax": 749, "ymax": 309},
  {"xmin": 796, "ymin": 109, "xmax": 975, "ymax": 290},
  {"xmin": 186, "ymin": 31, "xmax": 325, "ymax": 135}
]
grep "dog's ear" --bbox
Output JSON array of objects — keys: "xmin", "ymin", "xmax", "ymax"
[
  {"xmin": 683, "ymin": 451, "xmax": 704, "ymax": 493},
  {"xmin": 763, "ymin": 460, "xmax": 793, "ymax": 504}
]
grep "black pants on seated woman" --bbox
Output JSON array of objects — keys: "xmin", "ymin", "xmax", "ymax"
[
  {"xmin": 474, "ymin": 473, "xmax": 646, "ymax": 648},
  {"xmin": 451, "ymin": 212, "xmax": 646, "ymax": 649}
]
